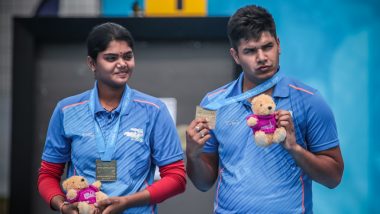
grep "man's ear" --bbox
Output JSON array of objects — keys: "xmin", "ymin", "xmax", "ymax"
[
  {"xmin": 230, "ymin": 48, "xmax": 240, "ymax": 65},
  {"xmin": 276, "ymin": 37, "xmax": 281, "ymax": 54},
  {"xmin": 87, "ymin": 56, "xmax": 96, "ymax": 72}
]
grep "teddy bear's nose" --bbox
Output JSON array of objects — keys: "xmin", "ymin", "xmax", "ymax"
[{"xmin": 268, "ymin": 106, "xmax": 272, "ymax": 110}]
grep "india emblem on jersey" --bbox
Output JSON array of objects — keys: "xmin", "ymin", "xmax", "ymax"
[{"xmin": 123, "ymin": 128, "xmax": 144, "ymax": 143}]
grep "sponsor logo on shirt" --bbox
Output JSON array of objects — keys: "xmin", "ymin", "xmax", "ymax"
[
  {"xmin": 123, "ymin": 128, "xmax": 144, "ymax": 142},
  {"xmin": 224, "ymin": 120, "xmax": 240, "ymax": 126}
]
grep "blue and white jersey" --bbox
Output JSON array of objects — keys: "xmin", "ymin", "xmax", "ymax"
[
  {"xmin": 42, "ymin": 84, "xmax": 184, "ymax": 214},
  {"xmin": 201, "ymin": 73, "xmax": 339, "ymax": 214}
]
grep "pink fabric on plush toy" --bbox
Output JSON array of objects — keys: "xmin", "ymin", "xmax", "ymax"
[
  {"xmin": 247, "ymin": 114, "xmax": 276, "ymax": 134},
  {"xmin": 67, "ymin": 185, "xmax": 98, "ymax": 204}
]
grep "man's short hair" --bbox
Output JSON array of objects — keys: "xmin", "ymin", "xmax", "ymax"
[{"xmin": 227, "ymin": 5, "xmax": 277, "ymax": 51}]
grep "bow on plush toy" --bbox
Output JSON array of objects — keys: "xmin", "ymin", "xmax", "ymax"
[
  {"xmin": 246, "ymin": 94, "xmax": 286, "ymax": 147},
  {"xmin": 62, "ymin": 175, "xmax": 108, "ymax": 214}
]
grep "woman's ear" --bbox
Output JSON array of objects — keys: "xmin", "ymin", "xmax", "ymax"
[{"xmin": 87, "ymin": 56, "xmax": 96, "ymax": 72}]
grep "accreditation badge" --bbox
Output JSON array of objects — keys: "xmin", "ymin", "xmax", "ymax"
[
  {"xmin": 96, "ymin": 160, "xmax": 117, "ymax": 181},
  {"xmin": 195, "ymin": 106, "xmax": 216, "ymax": 129}
]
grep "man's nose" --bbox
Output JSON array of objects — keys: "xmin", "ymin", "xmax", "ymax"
[{"xmin": 257, "ymin": 49, "xmax": 267, "ymax": 62}]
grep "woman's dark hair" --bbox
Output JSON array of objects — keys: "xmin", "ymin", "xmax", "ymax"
[
  {"xmin": 227, "ymin": 5, "xmax": 277, "ymax": 51},
  {"xmin": 86, "ymin": 22, "xmax": 135, "ymax": 60}
]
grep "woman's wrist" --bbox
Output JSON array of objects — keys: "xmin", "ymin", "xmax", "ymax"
[
  {"xmin": 50, "ymin": 195, "xmax": 66, "ymax": 211},
  {"xmin": 59, "ymin": 201, "xmax": 69, "ymax": 214}
]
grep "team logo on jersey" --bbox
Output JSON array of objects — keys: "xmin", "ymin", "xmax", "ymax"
[{"xmin": 123, "ymin": 128, "xmax": 144, "ymax": 143}]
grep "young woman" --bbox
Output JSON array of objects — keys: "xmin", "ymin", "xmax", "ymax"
[{"xmin": 38, "ymin": 22, "xmax": 186, "ymax": 214}]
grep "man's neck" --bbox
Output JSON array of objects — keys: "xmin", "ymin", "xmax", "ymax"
[{"xmin": 242, "ymin": 77, "xmax": 273, "ymax": 102}]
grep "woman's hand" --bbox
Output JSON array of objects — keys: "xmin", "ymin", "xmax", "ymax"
[{"xmin": 95, "ymin": 196, "xmax": 127, "ymax": 214}]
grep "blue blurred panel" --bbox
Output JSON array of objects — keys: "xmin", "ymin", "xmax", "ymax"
[
  {"xmin": 102, "ymin": 0, "xmax": 144, "ymax": 16},
  {"xmin": 35, "ymin": 0, "xmax": 59, "ymax": 16},
  {"xmin": 369, "ymin": 19, "xmax": 380, "ymax": 214},
  {"xmin": 207, "ymin": 0, "xmax": 253, "ymax": 16}
]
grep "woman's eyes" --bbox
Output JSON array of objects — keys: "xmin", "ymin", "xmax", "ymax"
[{"xmin": 104, "ymin": 53, "xmax": 133, "ymax": 61}]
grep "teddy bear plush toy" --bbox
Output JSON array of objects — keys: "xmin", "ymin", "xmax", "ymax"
[
  {"xmin": 246, "ymin": 94, "xmax": 287, "ymax": 147},
  {"xmin": 62, "ymin": 175, "xmax": 108, "ymax": 214}
]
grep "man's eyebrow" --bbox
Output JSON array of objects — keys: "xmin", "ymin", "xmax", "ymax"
[{"xmin": 103, "ymin": 53, "xmax": 118, "ymax": 56}]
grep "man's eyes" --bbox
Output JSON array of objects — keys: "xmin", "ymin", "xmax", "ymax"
[
  {"xmin": 243, "ymin": 44, "xmax": 273, "ymax": 54},
  {"xmin": 244, "ymin": 49, "xmax": 257, "ymax": 54},
  {"xmin": 262, "ymin": 44, "xmax": 273, "ymax": 51}
]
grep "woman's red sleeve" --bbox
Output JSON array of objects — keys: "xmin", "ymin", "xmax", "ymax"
[
  {"xmin": 146, "ymin": 160, "xmax": 186, "ymax": 204},
  {"xmin": 37, "ymin": 160, "xmax": 65, "ymax": 206}
]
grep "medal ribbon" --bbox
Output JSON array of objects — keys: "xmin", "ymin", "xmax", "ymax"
[
  {"xmin": 89, "ymin": 82, "xmax": 131, "ymax": 161},
  {"xmin": 203, "ymin": 70, "xmax": 283, "ymax": 110}
]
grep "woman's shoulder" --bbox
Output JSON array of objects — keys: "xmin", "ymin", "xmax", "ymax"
[
  {"xmin": 56, "ymin": 90, "xmax": 92, "ymax": 111},
  {"xmin": 131, "ymin": 89, "xmax": 165, "ymax": 110}
]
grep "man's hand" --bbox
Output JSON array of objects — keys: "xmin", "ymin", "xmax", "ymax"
[
  {"xmin": 276, "ymin": 110, "xmax": 297, "ymax": 151},
  {"xmin": 186, "ymin": 118, "xmax": 211, "ymax": 159}
]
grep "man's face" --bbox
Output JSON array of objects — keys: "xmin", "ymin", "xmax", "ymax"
[{"xmin": 230, "ymin": 31, "xmax": 280, "ymax": 86}]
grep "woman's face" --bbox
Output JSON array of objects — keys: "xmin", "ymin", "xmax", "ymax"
[{"xmin": 88, "ymin": 40, "xmax": 135, "ymax": 89}]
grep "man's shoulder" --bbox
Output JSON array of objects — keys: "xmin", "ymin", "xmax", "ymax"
[
  {"xmin": 283, "ymin": 77, "xmax": 319, "ymax": 97},
  {"xmin": 200, "ymin": 80, "xmax": 237, "ymax": 106}
]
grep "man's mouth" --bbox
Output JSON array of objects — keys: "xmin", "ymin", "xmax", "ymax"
[{"xmin": 257, "ymin": 65, "xmax": 271, "ymax": 72}]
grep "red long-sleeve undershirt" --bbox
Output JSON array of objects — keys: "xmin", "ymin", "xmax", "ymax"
[{"xmin": 37, "ymin": 160, "xmax": 186, "ymax": 208}]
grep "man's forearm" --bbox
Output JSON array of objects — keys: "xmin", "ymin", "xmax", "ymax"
[
  {"xmin": 186, "ymin": 153, "xmax": 218, "ymax": 192},
  {"xmin": 286, "ymin": 145, "xmax": 343, "ymax": 188}
]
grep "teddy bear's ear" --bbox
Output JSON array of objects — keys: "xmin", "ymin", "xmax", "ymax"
[
  {"xmin": 62, "ymin": 179, "xmax": 68, "ymax": 191},
  {"xmin": 251, "ymin": 96, "xmax": 257, "ymax": 104}
]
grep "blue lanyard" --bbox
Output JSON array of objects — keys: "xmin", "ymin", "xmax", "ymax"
[
  {"xmin": 88, "ymin": 82, "xmax": 132, "ymax": 161},
  {"xmin": 203, "ymin": 71, "xmax": 283, "ymax": 110}
]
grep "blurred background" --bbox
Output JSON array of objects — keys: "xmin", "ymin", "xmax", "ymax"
[{"xmin": 1, "ymin": 0, "xmax": 379, "ymax": 213}]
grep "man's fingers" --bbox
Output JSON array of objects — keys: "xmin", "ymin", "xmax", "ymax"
[{"xmin": 187, "ymin": 119, "xmax": 211, "ymax": 138}]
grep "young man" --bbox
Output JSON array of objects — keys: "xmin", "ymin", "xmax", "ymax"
[{"xmin": 186, "ymin": 5, "xmax": 344, "ymax": 213}]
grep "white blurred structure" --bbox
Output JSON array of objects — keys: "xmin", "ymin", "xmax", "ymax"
[{"xmin": 59, "ymin": 0, "xmax": 100, "ymax": 17}]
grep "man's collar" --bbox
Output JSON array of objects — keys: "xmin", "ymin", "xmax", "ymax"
[{"xmin": 233, "ymin": 72, "xmax": 289, "ymax": 98}]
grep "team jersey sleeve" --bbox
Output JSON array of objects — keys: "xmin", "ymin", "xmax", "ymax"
[
  {"xmin": 150, "ymin": 104, "xmax": 184, "ymax": 166},
  {"xmin": 41, "ymin": 103, "xmax": 71, "ymax": 163},
  {"xmin": 305, "ymin": 92, "xmax": 339, "ymax": 152}
]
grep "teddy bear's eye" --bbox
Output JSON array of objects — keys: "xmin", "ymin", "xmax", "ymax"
[{"xmin": 260, "ymin": 104, "xmax": 263, "ymax": 107}]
